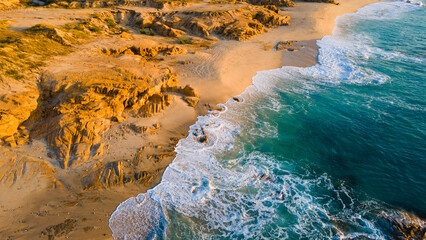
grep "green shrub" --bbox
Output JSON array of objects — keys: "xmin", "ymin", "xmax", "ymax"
[
  {"xmin": 105, "ymin": 18, "xmax": 117, "ymax": 28},
  {"xmin": 178, "ymin": 37, "xmax": 192, "ymax": 44},
  {"xmin": 6, "ymin": 69, "xmax": 24, "ymax": 79}
]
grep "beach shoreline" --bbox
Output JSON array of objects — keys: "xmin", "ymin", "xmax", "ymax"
[
  {"xmin": 0, "ymin": 0, "xmax": 382, "ymax": 239},
  {"xmin": 184, "ymin": 0, "xmax": 382, "ymax": 107}
]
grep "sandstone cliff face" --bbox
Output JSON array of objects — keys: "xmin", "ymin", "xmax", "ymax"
[
  {"xmin": 0, "ymin": 90, "xmax": 39, "ymax": 141},
  {"xmin": 81, "ymin": 160, "xmax": 159, "ymax": 190},
  {"xmin": 244, "ymin": 0, "xmax": 295, "ymax": 7},
  {"xmin": 113, "ymin": 6, "xmax": 290, "ymax": 40},
  {"xmin": 101, "ymin": 45, "xmax": 187, "ymax": 57},
  {"xmin": 1, "ymin": 11, "xmax": 195, "ymax": 172},
  {"xmin": 1, "ymin": 2, "xmax": 284, "ymax": 238},
  {"xmin": 300, "ymin": 0, "xmax": 338, "ymax": 4},
  {"xmin": 0, "ymin": 0, "xmax": 21, "ymax": 9},
  {"xmin": 28, "ymin": 67, "xmax": 181, "ymax": 169},
  {"xmin": 41, "ymin": 219, "xmax": 78, "ymax": 240},
  {"xmin": 35, "ymin": 0, "xmax": 129, "ymax": 8},
  {"xmin": 0, "ymin": 14, "xmax": 129, "ymax": 146},
  {"xmin": 145, "ymin": 0, "xmax": 189, "ymax": 10},
  {"xmin": 81, "ymin": 136, "xmax": 178, "ymax": 190},
  {"xmin": 28, "ymin": 0, "xmax": 336, "ymax": 10},
  {"xmin": 0, "ymin": 150, "xmax": 61, "ymax": 188}
]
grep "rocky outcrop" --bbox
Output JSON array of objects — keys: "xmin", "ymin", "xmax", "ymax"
[
  {"xmin": 0, "ymin": 150, "xmax": 61, "ymax": 188},
  {"xmin": 81, "ymin": 160, "xmax": 159, "ymax": 190},
  {"xmin": 183, "ymin": 96, "xmax": 198, "ymax": 107},
  {"xmin": 113, "ymin": 6, "xmax": 290, "ymax": 40},
  {"xmin": 245, "ymin": 0, "xmax": 295, "ymax": 7},
  {"xmin": 127, "ymin": 122, "xmax": 160, "ymax": 134},
  {"xmin": 0, "ymin": 22, "xmax": 72, "ymax": 144},
  {"xmin": 166, "ymin": 84, "xmax": 198, "ymax": 97},
  {"xmin": 380, "ymin": 212, "xmax": 426, "ymax": 239},
  {"xmin": 81, "ymin": 134, "xmax": 179, "ymax": 190},
  {"xmin": 81, "ymin": 139, "xmax": 177, "ymax": 190},
  {"xmin": 41, "ymin": 0, "xmax": 126, "ymax": 8},
  {"xmin": 0, "ymin": 91, "xmax": 39, "ymax": 143},
  {"xmin": 101, "ymin": 45, "xmax": 187, "ymax": 57},
  {"xmin": 0, "ymin": 0, "xmax": 21, "ymax": 9},
  {"xmin": 152, "ymin": 22, "xmax": 186, "ymax": 37},
  {"xmin": 80, "ymin": 11, "xmax": 129, "ymax": 35},
  {"xmin": 26, "ymin": 65, "xmax": 196, "ymax": 169},
  {"xmin": 27, "ymin": 24, "xmax": 73, "ymax": 46},
  {"xmin": 300, "ymin": 0, "xmax": 338, "ymax": 4},
  {"xmin": 0, "ymin": 14, "xmax": 131, "ymax": 147},
  {"xmin": 275, "ymin": 40, "xmax": 303, "ymax": 51},
  {"xmin": 1, "ymin": 12, "xmax": 195, "ymax": 172},
  {"xmin": 26, "ymin": 13, "xmax": 128, "ymax": 44},
  {"xmin": 145, "ymin": 0, "xmax": 188, "ymax": 9},
  {"xmin": 275, "ymin": 40, "xmax": 296, "ymax": 50},
  {"xmin": 244, "ymin": 0, "xmax": 337, "ymax": 6},
  {"xmin": 40, "ymin": 219, "xmax": 77, "ymax": 239},
  {"xmin": 27, "ymin": 68, "xmax": 177, "ymax": 169}
]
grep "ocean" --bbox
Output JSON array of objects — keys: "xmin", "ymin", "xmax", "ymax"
[{"xmin": 109, "ymin": 0, "xmax": 426, "ymax": 239}]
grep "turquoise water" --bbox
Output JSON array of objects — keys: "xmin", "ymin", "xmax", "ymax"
[{"xmin": 110, "ymin": 1, "xmax": 425, "ymax": 239}]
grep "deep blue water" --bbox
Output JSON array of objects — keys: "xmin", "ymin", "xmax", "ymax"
[
  {"xmin": 266, "ymin": 1, "xmax": 426, "ymax": 217},
  {"xmin": 110, "ymin": 1, "xmax": 425, "ymax": 239}
]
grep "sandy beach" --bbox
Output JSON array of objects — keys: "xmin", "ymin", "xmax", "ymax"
[
  {"xmin": 0, "ymin": 0, "xmax": 381, "ymax": 239},
  {"xmin": 183, "ymin": 0, "xmax": 383, "ymax": 106}
]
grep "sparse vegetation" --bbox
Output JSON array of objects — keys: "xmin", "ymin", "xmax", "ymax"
[
  {"xmin": 178, "ymin": 37, "xmax": 193, "ymax": 44},
  {"xmin": 208, "ymin": 0, "xmax": 236, "ymax": 4},
  {"xmin": 0, "ymin": 13, "xmax": 129, "ymax": 81},
  {"xmin": 5, "ymin": 69, "xmax": 24, "ymax": 79},
  {"xmin": 156, "ymin": 0, "xmax": 192, "ymax": 3},
  {"xmin": 0, "ymin": 20, "xmax": 10, "ymax": 31},
  {"xmin": 301, "ymin": 0, "xmax": 338, "ymax": 4},
  {"xmin": 104, "ymin": 18, "xmax": 117, "ymax": 28},
  {"xmin": 0, "ymin": 22, "xmax": 70, "ymax": 81},
  {"xmin": 139, "ymin": 28, "xmax": 154, "ymax": 35}
]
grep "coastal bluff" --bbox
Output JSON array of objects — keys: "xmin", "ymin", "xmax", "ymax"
[
  {"xmin": 1, "ymin": 0, "xmax": 424, "ymax": 239},
  {"xmin": 0, "ymin": 0, "xmax": 293, "ymax": 238}
]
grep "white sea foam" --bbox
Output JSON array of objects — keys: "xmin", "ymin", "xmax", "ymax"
[
  {"xmin": 335, "ymin": 0, "xmax": 423, "ymax": 21},
  {"xmin": 260, "ymin": 0, "xmax": 425, "ymax": 89},
  {"xmin": 110, "ymin": 85, "xmax": 387, "ymax": 239},
  {"xmin": 109, "ymin": 1, "xmax": 423, "ymax": 239}
]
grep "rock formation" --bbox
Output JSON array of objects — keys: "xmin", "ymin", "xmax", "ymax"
[
  {"xmin": 275, "ymin": 40, "xmax": 304, "ymax": 51},
  {"xmin": 14, "ymin": 0, "xmax": 338, "ymax": 10},
  {"xmin": 0, "ymin": 14, "xmax": 129, "ymax": 147},
  {"xmin": 0, "ymin": 91, "xmax": 39, "ymax": 142},
  {"xmin": 301, "ymin": 0, "xmax": 338, "ymax": 4},
  {"xmin": 112, "ymin": 6, "xmax": 290, "ymax": 40},
  {"xmin": 81, "ymin": 137, "xmax": 178, "ymax": 190},
  {"xmin": 380, "ymin": 211, "xmax": 426, "ymax": 239},
  {"xmin": 100, "ymin": 45, "xmax": 187, "ymax": 57},
  {"xmin": 41, "ymin": 219, "xmax": 78, "ymax": 239},
  {"xmin": 0, "ymin": 2, "xmax": 291, "ymax": 238},
  {"xmin": 145, "ymin": 0, "xmax": 189, "ymax": 10},
  {"xmin": 27, "ymin": 66, "xmax": 191, "ymax": 169},
  {"xmin": 0, "ymin": 150, "xmax": 61, "ymax": 188},
  {"xmin": 81, "ymin": 160, "xmax": 158, "ymax": 190},
  {"xmin": 244, "ymin": 0, "xmax": 295, "ymax": 7},
  {"xmin": 0, "ymin": 0, "xmax": 21, "ymax": 9}
]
